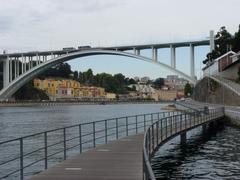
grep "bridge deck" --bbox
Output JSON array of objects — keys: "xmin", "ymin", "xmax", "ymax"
[{"xmin": 31, "ymin": 134, "xmax": 144, "ymax": 180}]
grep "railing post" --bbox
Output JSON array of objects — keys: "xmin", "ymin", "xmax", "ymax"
[
  {"xmin": 151, "ymin": 114, "xmax": 153, "ymax": 124},
  {"xmin": 156, "ymin": 121, "xmax": 159, "ymax": 144},
  {"xmin": 148, "ymin": 130, "xmax": 151, "ymax": 157},
  {"xmin": 185, "ymin": 113, "xmax": 187, "ymax": 129},
  {"xmin": 126, "ymin": 117, "xmax": 128, "ymax": 136},
  {"xmin": 189, "ymin": 114, "xmax": 192, "ymax": 126},
  {"xmin": 165, "ymin": 119, "xmax": 168, "ymax": 138},
  {"xmin": 93, "ymin": 122, "xmax": 96, "ymax": 147},
  {"xmin": 105, "ymin": 120, "xmax": 108, "ymax": 143},
  {"xmin": 193, "ymin": 112, "xmax": 196, "ymax": 126},
  {"xmin": 63, "ymin": 128, "xmax": 66, "ymax": 160},
  {"xmin": 152, "ymin": 124, "xmax": 154, "ymax": 150},
  {"xmin": 116, "ymin": 118, "xmax": 118, "ymax": 139},
  {"xmin": 170, "ymin": 117, "xmax": 173, "ymax": 135},
  {"xmin": 44, "ymin": 132, "xmax": 48, "ymax": 169},
  {"xmin": 180, "ymin": 114, "xmax": 182, "ymax": 131},
  {"xmin": 79, "ymin": 124, "xmax": 82, "ymax": 153},
  {"xmin": 161, "ymin": 119, "xmax": 163, "ymax": 141},
  {"xmin": 20, "ymin": 138, "xmax": 24, "ymax": 180},
  {"xmin": 144, "ymin": 114, "xmax": 146, "ymax": 131},
  {"xmin": 136, "ymin": 115, "xmax": 138, "ymax": 134}
]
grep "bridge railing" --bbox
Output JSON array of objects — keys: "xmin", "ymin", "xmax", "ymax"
[
  {"xmin": 0, "ymin": 110, "xmax": 180, "ymax": 180},
  {"xmin": 143, "ymin": 107, "xmax": 225, "ymax": 180}
]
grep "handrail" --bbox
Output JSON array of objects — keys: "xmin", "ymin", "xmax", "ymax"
[
  {"xmin": 0, "ymin": 110, "xmax": 176, "ymax": 180},
  {"xmin": 142, "ymin": 107, "xmax": 225, "ymax": 180}
]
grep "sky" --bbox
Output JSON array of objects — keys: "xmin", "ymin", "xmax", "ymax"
[{"xmin": 0, "ymin": 0, "xmax": 240, "ymax": 79}]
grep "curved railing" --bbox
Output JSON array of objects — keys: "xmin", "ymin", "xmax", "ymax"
[
  {"xmin": 143, "ymin": 107, "xmax": 225, "ymax": 180},
  {"xmin": 0, "ymin": 110, "xmax": 179, "ymax": 180}
]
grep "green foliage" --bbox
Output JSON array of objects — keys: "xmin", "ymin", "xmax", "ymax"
[
  {"xmin": 153, "ymin": 78, "xmax": 164, "ymax": 89},
  {"xmin": 38, "ymin": 63, "xmax": 72, "ymax": 79},
  {"xmin": 14, "ymin": 81, "xmax": 49, "ymax": 100},
  {"xmin": 184, "ymin": 83, "xmax": 192, "ymax": 96},
  {"xmin": 232, "ymin": 25, "xmax": 240, "ymax": 52},
  {"xmin": 204, "ymin": 25, "xmax": 240, "ymax": 64},
  {"xmin": 237, "ymin": 67, "xmax": 240, "ymax": 83}
]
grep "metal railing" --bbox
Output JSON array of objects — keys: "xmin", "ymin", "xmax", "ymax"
[
  {"xmin": 143, "ymin": 107, "xmax": 225, "ymax": 180},
  {"xmin": 0, "ymin": 111, "xmax": 178, "ymax": 180}
]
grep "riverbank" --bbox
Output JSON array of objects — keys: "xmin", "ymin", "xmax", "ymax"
[{"xmin": 0, "ymin": 100, "xmax": 174, "ymax": 107}]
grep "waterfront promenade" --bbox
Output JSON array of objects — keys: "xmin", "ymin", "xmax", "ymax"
[
  {"xmin": 32, "ymin": 134, "xmax": 144, "ymax": 180},
  {"xmin": 31, "ymin": 102, "xmax": 225, "ymax": 180}
]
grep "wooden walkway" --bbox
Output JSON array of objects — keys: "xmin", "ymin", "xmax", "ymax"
[{"xmin": 31, "ymin": 134, "xmax": 144, "ymax": 180}]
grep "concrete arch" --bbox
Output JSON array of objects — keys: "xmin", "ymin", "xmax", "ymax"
[{"xmin": 0, "ymin": 49, "xmax": 195, "ymax": 100}]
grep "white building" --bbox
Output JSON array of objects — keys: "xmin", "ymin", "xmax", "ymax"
[{"xmin": 202, "ymin": 51, "xmax": 239, "ymax": 79}]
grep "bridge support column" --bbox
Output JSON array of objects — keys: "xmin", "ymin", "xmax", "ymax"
[
  {"xmin": 180, "ymin": 132, "xmax": 186, "ymax": 145},
  {"xmin": 210, "ymin": 30, "xmax": 215, "ymax": 52},
  {"xmin": 202, "ymin": 124, "xmax": 207, "ymax": 133},
  {"xmin": 14, "ymin": 58, "xmax": 17, "ymax": 79},
  {"xmin": 136, "ymin": 49, "xmax": 140, "ymax": 56},
  {"xmin": 133, "ymin": 48, "xmax": 136, "ymax": 55},
  {"xmin": 17, "ymin": 57, "xmax": 19, "ymax": 78},
  {"xmin": 3, "ymin": 57, "xmax": 10, "ymax": 88},
  {"xmin": 152, "ymin": 47, "xmax": 158, "ymax": 61},
  {"xmin": 21, "ymin": 55, "xmax": 24, "ymax": 76},
  {"xmin": 170, "ymin": 45, "xmax": 176, "ymax": 68},
  {"xmin": 9, "ymin": 58, "xmax": 12, "ymax": 82},
  {"xmin": 190, "ymin": 44, "xmax": 195, "ymax": 80},
  {"xmin": 24, "ymin": 56, "xmax": 27, "ymax": 73}
]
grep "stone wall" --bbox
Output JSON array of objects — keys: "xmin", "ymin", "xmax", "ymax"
[{"xmin": 193, "ymin": 77, "xmax": 240, "ymax": 106}]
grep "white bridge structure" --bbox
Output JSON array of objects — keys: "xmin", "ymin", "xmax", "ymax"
[{"xmin": 0, "ymin": 31, "xmax": 215, "ymax": 100}]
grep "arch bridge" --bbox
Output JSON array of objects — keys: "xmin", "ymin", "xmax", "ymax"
[{"xmin": 0, "ymin": 32, "xmax": 215, "ymax": 100}]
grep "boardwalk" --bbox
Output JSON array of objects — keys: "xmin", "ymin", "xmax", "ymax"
[{"xmin": 32, "ymin": 134, "xmax": 144, "ymax": 180}]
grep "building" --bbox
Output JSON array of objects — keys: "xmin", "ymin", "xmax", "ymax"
[
  {"xmin": 128, "ymin": 84, "xmax": 156, "ymax": 99},
  {"xmin": 155, "ymin": 90, "xmax": 184, "ymax": 101},
  {"xmin": 105, "ymin": 93, "xmax": 116, "ymax": 100},
  {"xmin": 164, "ymin": 75, "xmax": 188, "ymax": 90},
  {"xmin": 203, "ymin": 51, "xmax": 240, "ymax": 80},
  {"xmin": 34, "ymin": 78, "xmax": 106, "ymax": 101},
  {"xmin": 139, "ymin": 77, "xmax": 150, "ymax": 84}
]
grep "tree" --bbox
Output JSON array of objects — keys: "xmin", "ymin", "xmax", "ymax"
[
  {"xmin": 232, "ymin": 25, "xmax": 240, "ymax": 52},
  {"xmin": 184, "ymin": 83, "xmax": 192, "ymax": 96},
  {"xmin": 73, "ymin": 71, "xmax": 78, "ymax": 80},
  {"xmin": 128, "ymin": 78, "xmax": 136, "ymax": 84},
  {"xmin": 38, "ymin": 63, "xmax": 72, "ymax": 79},
  {"xmin": 153, "ymin": 78, "xmax": 164, "ymax": 89},
  {"xmin": 203, "ymin": 26, "xmax": 233, "ymax": 64}
]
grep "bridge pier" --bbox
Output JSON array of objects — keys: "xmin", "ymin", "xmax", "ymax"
[
  {"xmin": 180, "ymin": 132, "xmax": 187, "ymax": 145},
  {"xmin": 170, "ymin": 45, "xmax": 176, "ymax": 68},
  {"xmin": 3, "ymin": 57, "xmax": 10, "ymax": 88},
  {"xmin": 136, "ymin": 49, "xmax": 140, "ymax": 56},
  {"xmin": 202, "ymin": 124, "xmax": 207, "ymax": 132},
  {"xmin": 190, "ymin": 44, "xmax": 195, "ymax": 80},
  {"xmin": 152, "ymin": 47, "xmax": 158, "ymax": 61}
]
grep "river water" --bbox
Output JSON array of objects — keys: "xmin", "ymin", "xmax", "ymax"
[
  {"xmin": 0, "ymin": 103, "xmax": 165, "ymax": 142},
  {"xmin": 152, "ymin": 123, "xmax": 240, "ymax": 180},
  {"xmin": 1, "ymin": 104, "xmax": 240, "ymax": 180},
  {"xmin": 0, "ymin": 103, "xmax": 166, "ymax": 179}
]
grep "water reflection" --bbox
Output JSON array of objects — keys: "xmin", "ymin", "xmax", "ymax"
[{"xmin": 152, "ymin": 123, "xmax": 240, "ymax": 179}]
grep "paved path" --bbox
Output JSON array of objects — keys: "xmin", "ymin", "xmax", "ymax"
[{"xmin": 31, "ymin": 134, "xmax": 144, "ymax": 180}]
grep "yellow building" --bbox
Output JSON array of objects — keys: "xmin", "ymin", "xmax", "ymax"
[
  {"xmin": 105, "ymin": 93, "xmax": 116, "ymax": 100},
  {"xmin": 34, "ymin": 79, "xmax": 81, "ymax": 99},
  {"xmin": 34, "ymin": 78, "xmax": 106, "ymax": 100}
]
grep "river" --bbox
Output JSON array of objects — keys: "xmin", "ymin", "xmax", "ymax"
[
  {"xmin": 0, "ymin": 103, "xmax": 166, "ymax": 142},
  {"xmin": 152, "ymin": 122, "xmax": 240, "ymax": 179}
]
